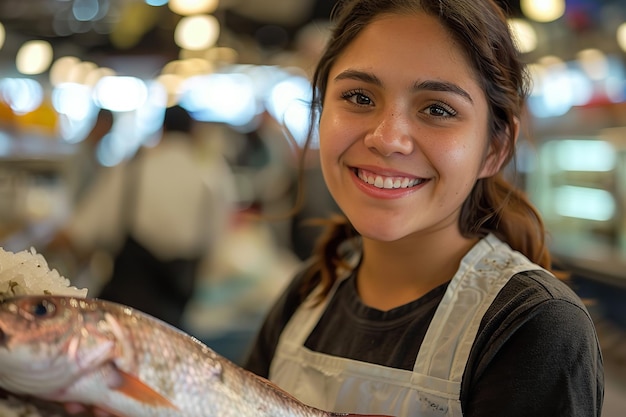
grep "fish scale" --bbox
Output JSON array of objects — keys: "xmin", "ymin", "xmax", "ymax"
[{"xmin": 0, "ymin": 295, "xmax": 394, "ymax": 417}]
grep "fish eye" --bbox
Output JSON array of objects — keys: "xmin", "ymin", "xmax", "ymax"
[{"xmin": 28, "ymin": 299, "xmax": 56, "ymax": 317}]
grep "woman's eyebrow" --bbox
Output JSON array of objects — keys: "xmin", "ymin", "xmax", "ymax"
[
  {"xmin": 334, "ymin": 69, "xmax": 382, "ymax": 86},
  {"xmin": 413, "ymin": 80, "xmax": 474, "ymax": 103},
  {"xmin": 333, "ymin": 69, "xmax": 474, "ymax": 104}
]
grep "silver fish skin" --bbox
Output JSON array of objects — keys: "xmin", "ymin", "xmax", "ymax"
[{"xmin": 0, "ymin": 295, "xmax": 393, "ymax": 417}]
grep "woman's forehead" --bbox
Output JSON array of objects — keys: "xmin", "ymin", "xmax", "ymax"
[{"xmin": 328, "ymin": 13, "xmax": 483, "ymax": 94}]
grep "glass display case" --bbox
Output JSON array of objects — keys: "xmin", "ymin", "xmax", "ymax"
[{"xmin": 526, "ymin": 129, "xmax": 626, "ymax": 285}]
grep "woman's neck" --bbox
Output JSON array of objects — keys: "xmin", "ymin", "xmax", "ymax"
[{"xmin": 356, "ymin": 231, "xmax": 479, "ymax": 311}]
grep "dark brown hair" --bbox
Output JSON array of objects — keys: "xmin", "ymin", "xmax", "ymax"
[{"xmin": 298, "ymin": 0, "xmax": 553, "ymax": 300}]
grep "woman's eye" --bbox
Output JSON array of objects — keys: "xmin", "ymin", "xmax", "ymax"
[
  {"xmin": 423, "ymin": 103, "xmax": 457, "ymax": 118},
  {"xmin": 341, "ymin": 90, "xmax": 372, "ymax": 106}
]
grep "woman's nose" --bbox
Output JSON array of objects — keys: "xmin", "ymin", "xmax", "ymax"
[{"xmin": 363, "ymin": 110, "xmax": 414, "ymax": 156}]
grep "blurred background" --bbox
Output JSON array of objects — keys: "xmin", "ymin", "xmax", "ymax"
[{"xmin": 0, "ymin": 0, "xmax": 624, "ymax": 414}]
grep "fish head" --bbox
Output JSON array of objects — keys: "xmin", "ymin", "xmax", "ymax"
[{"xmin": 0, "ymin": 295, "xmax": 117, "ymax": 398}]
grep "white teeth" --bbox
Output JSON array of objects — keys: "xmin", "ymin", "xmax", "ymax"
[{"xmin": 357, "ymin": 169, "xmax": 423, "ymax": 189}]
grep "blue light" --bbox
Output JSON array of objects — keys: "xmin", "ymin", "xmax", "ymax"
[
  {"xmin": 181, "ymin": 73, "xmax": 258, "ymax": 127},
  {"xmin": 145, "ymin": 0, "xmax": 169, "ymax": 6},
  {"xmin": 73, "ymin": 0, "xmax": 100, "ymax": 22},
  {"xmin": 0, "ymin": 78, "xmax": 44, "ymax": 115}
]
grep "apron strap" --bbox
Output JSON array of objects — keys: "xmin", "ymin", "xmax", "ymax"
[{"xmin": 414, "ymin": 234, "xmax": 543, "ymax": 383}]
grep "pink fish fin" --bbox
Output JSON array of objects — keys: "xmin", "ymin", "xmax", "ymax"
[{"xmin": 113, "ymin": 369, "xmax": 178, "ymax": 410}]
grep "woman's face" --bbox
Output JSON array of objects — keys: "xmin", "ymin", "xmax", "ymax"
[{"xmin": 319, "ymin": 12, "xmax": 504, "ymax": 243}]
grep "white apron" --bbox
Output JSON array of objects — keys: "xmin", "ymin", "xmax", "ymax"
[{"xmin": 269, "ymin": 234, "xmax": 544, "ymax": 416}]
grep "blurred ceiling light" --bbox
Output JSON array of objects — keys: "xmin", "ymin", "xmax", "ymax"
[
  {"xmin": 283, "ymin": 98, "xmax": 314, "ymax": 149},
  {"xmin": 0, "ymin": 78, "xmax": 44, "ymax": 115},
  {"xmin": 162, "ymin": 60, "xmax": 185, "ymax": 75},
  {"xmin": 618, "ymin": 22, "xmax": 626, "ymax": 53},
  {"xmin": 521, "ymin": 0, "xmax": 565, "ymax": 23},
  {"xmin": 51, "ymin": 83, "xmax": 94, "ymax": 120},
  {"xmin": 508, "ymin": 18, "xmax": 538, "ymax": 53},
  {"xmin": 52, "ymin": 83, "xmax": 96, "ymax": 142},
  {"xmin": 177, "ymin": 46, "xmax": 237, "ymax": 67},
  {"xmin": 537, "ymin": 55, "xmax": 565, "ymax": 69},
  {"xmin": 567, "ymin": 69, "xmax": 594, "ymax": 106},
  {"xmin": 576, "ymin": 48, "xmax": 609, "ymax": 80},
  {"xmin": 162, "ymin": 58, "xmax": 212, "ymax": 77},
  {"xmin": 134, "ymin": 89, "xmax": 169, "ymax": 146},
  {"xmin": 181, "ymin": 73, "xmax": 257, "ymax": 127},
  {"xmin": 84, "ymin": 67, "xmax": 117, "ymax": 87},
  {"xmin": 73, "ymin": 0, "xmax": 102, "ymax": 21},
  {"xmin": 527, "ymin": 63, "xmax": 547, "ymax": 95},
  {"xmin": 156, "ymin": 73, "xmax": 186, "ymax": 106},
  {"xmin": 266, "ymin": 76, "xmax": 312, "ymax": 127},
  {"xmin": 528, "ymin": 60, "xmax": 584, "ymax": 118},
  {"xmin": 204, "ymin": 47, "xmax": 239, "ymax": 65},
  {"xmin": 16, "ymin": 40, "xmax": 54, "ymax": 75},
  {"xmin": 67, "ymin": 61, "xmax": 99, "ymax": 84},
  {"xmin": 49, "ymin": 56, "xmax": 81, "ymax": 86},
  {"xmin": 175, "ymin": 14, "xmax": 220, "ymax": 50},
  {"xmin": 169, "ymin": 0, "xmax": 219, "ymax": 15},
  {"xmin": 0, "ymin": 23, "xmax": 5, "ymax": 50},
  {"xmin": 94, "ymin": 76, "xmax": 148, "ymax": 112}
]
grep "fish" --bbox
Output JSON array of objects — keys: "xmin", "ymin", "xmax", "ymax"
[{"xmin": 0, "ymin": 295, "xmax": 394, "ymax": 417}]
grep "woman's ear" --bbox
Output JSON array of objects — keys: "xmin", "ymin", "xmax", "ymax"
[{"xmin": 478, "ymin": 117, "xmax": 520, "ymax": 179}]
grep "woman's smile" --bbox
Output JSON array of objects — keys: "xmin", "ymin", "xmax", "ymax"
[
  {"xmin": 348, "ymin": 166, "xmax": 430, "ymax": 202},
  {"xmin": 354, "ymin": 168, "xmax": 427, "ymax": 190}
]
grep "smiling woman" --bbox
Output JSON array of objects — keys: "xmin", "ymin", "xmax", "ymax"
[{"xmin": 243, "ymin": 1, "xmax": 604, "ymax": 417}]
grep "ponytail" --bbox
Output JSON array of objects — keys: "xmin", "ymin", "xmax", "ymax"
[
  {"xmin": 299, "ymin": 215, "xmax": 355, "ymax": 304},
  {"xmin": 461, "ymin": 173, "xmax": 552, "ymax": 270}
]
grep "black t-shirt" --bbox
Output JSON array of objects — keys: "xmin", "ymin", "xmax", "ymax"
[{"xmin": 244, "ymin": 266, "xmax": 604, "ymax": 417}]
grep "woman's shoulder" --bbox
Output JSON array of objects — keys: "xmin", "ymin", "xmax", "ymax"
[
  {"xmin": 496, "ymin": 269, "xmax": 590, "ymax": 313},
  {"xmin": 476, "ymin": 235, "xmax": 590, "ymax": 314},
  {"xmin": 462, "ymin": 269, "xmax": 603, "ymax": 416},
  {"xmin": 474, "ymin": 268, "xmax": 599, "ymax": 374}
]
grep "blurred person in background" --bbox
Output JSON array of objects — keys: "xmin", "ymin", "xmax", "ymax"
[
  {"xmin": 45, "ymin": 107, "xmax": 115, "ymax": 281},
  {"xmin": 243, "ymin": 0, "xmax": 604, "ymax": 416},
  {"xmin": 49, "ymin": 104, "xmax": 236, "ymax": 330},
  {"xmin": 71, "ymin": 107, "xmax": 114, "ymax": 202}
]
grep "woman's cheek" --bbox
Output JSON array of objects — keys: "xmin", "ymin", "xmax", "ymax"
[
  {"xmin": 319, "ymin": 113, "xmax": 354, "ymax": 151},
  {"xmin": 436, "ymin": 135, "xmax": 484, "ymax": 173}
]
